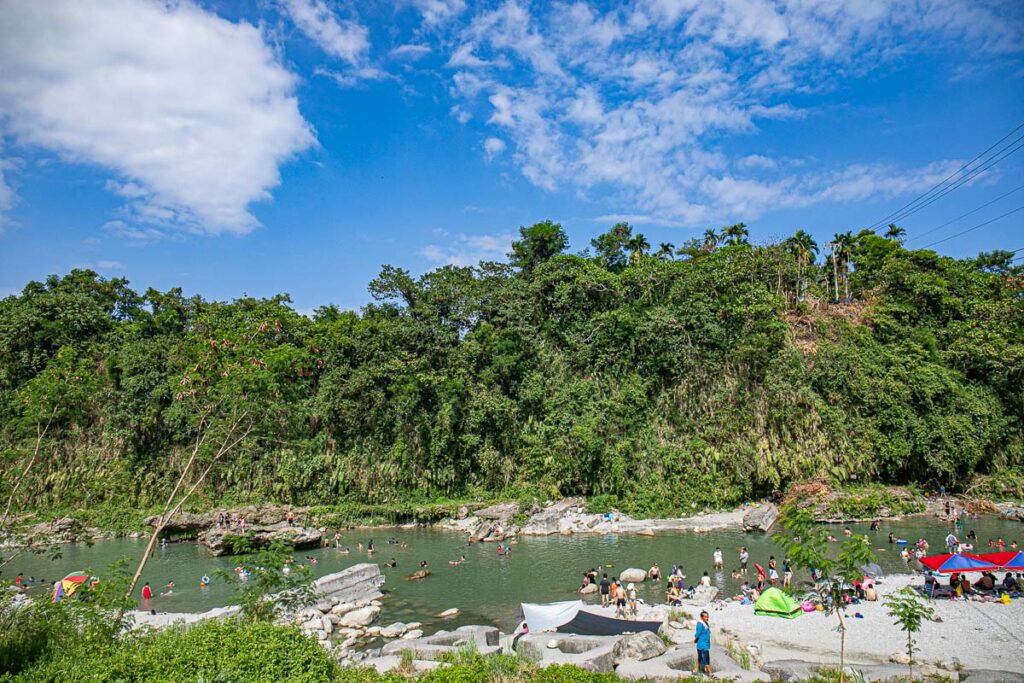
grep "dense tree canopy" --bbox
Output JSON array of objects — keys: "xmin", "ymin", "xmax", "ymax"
[{"xmin": 2, "ymin": 223, "xmax": 1022, "ymax": 517}]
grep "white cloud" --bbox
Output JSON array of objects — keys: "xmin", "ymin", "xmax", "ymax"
[
  {"xmin": 315, "ymin": 65, "xmax": 393, "ymax": 88},
  {"xmin": 439, "ymin": 0, "xmax": 1020, "ymax": 225},
  {"xmin": 96, "ymin": 260, "xmax": 124, "ymax": 270},
  {"xmin": 411, "ymin": 0, "xmax": 467, "ymax": 26},
  {"xmin": 0, "ymin": 158, "xmax": 16, "ymax": 219},
  {"xmin": 420, "ymin": 231, "xmax": 514, "ymax": 266},
  {"xmin": 281, "ymin": 0, "xmax": 368, "ymax": 63},
  {"xmin": 483, "ymin": 137, "xmax": 506, "ymax": 160},
  {"xmin": 390, "ymin": 43, "xmax": 431, "ymax": 60},
  {"xmin": 0, "ymin": 0, "xmax": 316, "ymax": 235}
]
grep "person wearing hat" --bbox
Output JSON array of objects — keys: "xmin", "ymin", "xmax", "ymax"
[{"xmin": 627, "ymin": 582, "xmax": 638, "ymax": 618}]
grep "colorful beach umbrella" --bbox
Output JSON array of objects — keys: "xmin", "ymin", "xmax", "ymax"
[
  {"xmin": 972, "ymin": 551, "xmax": 1024, "ymax": 570},
  {"xmin": 919, "ymin": 553, "xmax": 998, "ymax": 574},
  {"xmin": 51, "ymin": 571, "xmax": 90, "ymax": 603}
]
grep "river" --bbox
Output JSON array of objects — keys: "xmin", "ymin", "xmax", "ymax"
[{"xmin": 5, "ymin": 515, "xmax": 1020, "ymax": 632}]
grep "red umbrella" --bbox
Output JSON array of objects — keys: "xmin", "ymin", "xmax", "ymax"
[
  {"xmin": 919, "ymin": 553, "xmax": 999, "ymax": 574},
  {"xmin": 972, "ymin": 551, "xmax": 1024, "ymax": 570}
]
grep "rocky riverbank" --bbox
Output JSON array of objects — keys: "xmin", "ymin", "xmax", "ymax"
[
  {"xmin": 7, "ymin": 488, "xmax": 1022, "ymax": 551},
  {"xmin": 353, "ymin": 575, "xmax": 1024, "ymax": 682}
]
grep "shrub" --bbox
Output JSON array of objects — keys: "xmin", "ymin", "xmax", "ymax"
[{"xmin": 14, "ymin": 620, "xmax": 341, "ymax": 683}]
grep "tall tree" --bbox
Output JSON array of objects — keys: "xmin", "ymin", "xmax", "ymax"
[
  {"xmin": 655, "ymin": 242, "xmax": 675, "ymax": 260},
  {"xmin": 834, "ymin": 231, "xmax": 855, "ymax": 302},
  {"xmin": 590, "ymin": 222, "xmax": 633, "ymax": 271},
  {"xmin": 701, "ymin": 228, "xmax": 719, "ymax": 252},
  {"xmin": 722, "ymin": 222, "xmax": 749, "ymax": 246},
  {"xmin": 785, "ymin": 230, "xmax": 819, "ymax": 301},
  {"xmin": 627, "ymin": 233, "xmax": 651, "ymax": 265},
  {"xmin": 884, "ymin": 223, "xmax": 906, "ymax": 244},
  {"xmin": 509, "ymin": 220, "xmax": 568, "ymax": 273}
]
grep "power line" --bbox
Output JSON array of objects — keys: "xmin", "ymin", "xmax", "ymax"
[
  {"xmin": 905, "ymin": 182, "xmax": 1024, "ymax": 244},
  {"xmin": 919, "ymin": 204, "xmax": 1024, "ymax": 249},
  {"xmin": 880, "ymin": 134, "xmax": 1024, "ymax": 228},
  {"xmin": 864, "ymin": 124, "xmax": 1024, "ymax": 233}
]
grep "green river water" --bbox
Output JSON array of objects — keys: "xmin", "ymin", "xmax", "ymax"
[{"xmin": 5, "ymin": 516, "xmax": 1020, "ymax": 632}]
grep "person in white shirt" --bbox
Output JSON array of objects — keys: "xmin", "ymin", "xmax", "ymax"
[{"xmin": 713, "ymin": 547, "xmax": 723, "ymax": 570}]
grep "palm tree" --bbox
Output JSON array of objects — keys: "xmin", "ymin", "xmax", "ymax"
[
  {"xmin": 885, "ymin": 223, "xmax": 906, "ymax": 244},
  {"xmin": 627, "ymin": 233, "xmax": 650, "ymax": 265},
  {"xmin": 701, "ymin": 228, "xmax": 719, "ymax": 252},
  {"xmin": 785, "ymin": 229, "xmax": 819, "ymax": 300},
  {"xmin": 722, "ymin": 222, "xmax": 749, "ymax": 246},
  {"xmin": 833, "ymin": 231, "xmax": 855, "ymax": 302},
  {"xmin": 655, "ymin": 242, "xmax": 675, "ymax": 260}
]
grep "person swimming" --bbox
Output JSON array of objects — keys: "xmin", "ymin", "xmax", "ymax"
[{"xmin": 200, "ymin": 575, "xmax": 210, "ymax": 587}]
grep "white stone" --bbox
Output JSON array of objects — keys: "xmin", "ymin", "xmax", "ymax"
[
  {"xmin": 380, "ymin": 622, "xmax": 407, "ymax": 638},
  {"xmin": 547, "ymin": 639, "xmax": 560, "ymax": 649},
  {"xmin": 405, "ymin": 622, "xmax": 422, "ymax": 630},
  {"xmin": 321, "ymin": 615, "xmax": 333, "ymax": 635},
  {"xmin": 339, "ymin": 605, "xmax": 380, "ymax": 628},
  {"xmin": 402, "ymin": 629, "xmax": 423, "ymax": 640},
  {"xmin": 438, "ymin": 607, "xmax": 460, "ymax": 618},
  {"xmin": 331, "ymin": 602, "xmax": 356, "ymax": 615}
]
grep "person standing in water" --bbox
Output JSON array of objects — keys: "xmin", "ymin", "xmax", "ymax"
[
  {"xmin": 695, "ymin": 610, "xmax": 712, "ymax": 676},
  {"xmin": 713, "ymin": 547, "xmax": 723, "ymax": 571},
  {"xmin": 600, "ymin": 573, "xmax": 611, "ymax": 607},
  {"xmin": 739, "ymin": 547, "xmax": 749, "ymax": 574}
]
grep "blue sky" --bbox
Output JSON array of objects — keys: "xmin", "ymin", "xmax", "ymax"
[{"xmin": 1, "ymin": 0, "xmax": 1022, "ymax": 312}]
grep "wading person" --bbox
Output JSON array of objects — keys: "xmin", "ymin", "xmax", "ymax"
[
  {"xmin": 694, "ymin": 610, "xmax": 711, "ymax": 676},
  {"xmin": 600, "ymin": 573, "xmax": 611, "ymax": 607}
]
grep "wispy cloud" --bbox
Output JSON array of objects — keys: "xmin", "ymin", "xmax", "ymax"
[
  {"xmin": 281, "ymin": 0, "xmax": 368, "ymax": 63},
  {"xmin": 420, "ymin": 231, "xmax": 514, "ymax": 266},
  {"xmin": 435, "ymin": 0, "xmax": 1022, "ymax": 225}
]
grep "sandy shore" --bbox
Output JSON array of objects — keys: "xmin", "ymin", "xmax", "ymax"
[{"xmin": 624, "ymin": 574, "xmax": 1023, "ymax": 673}]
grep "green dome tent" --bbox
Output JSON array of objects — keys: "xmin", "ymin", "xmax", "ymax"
[{"xmin": 753, "ymin": 587, "xmax": 802, "ymax": 619}]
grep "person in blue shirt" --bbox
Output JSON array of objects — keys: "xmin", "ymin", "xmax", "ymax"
[{"xmin": 694, "ymin": 610, "xmax": 711, "ymax": 675}]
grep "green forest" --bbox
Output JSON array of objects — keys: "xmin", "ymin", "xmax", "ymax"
[{"xmin": 2, "ymin": 222, "xmax": 1022, "ymax": 521}]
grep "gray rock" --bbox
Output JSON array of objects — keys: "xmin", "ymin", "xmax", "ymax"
[
  {"xmin": 612, "ymin": 631, "xmax": 667, "ymax": 663},
  {"xmin": 687, "ymin": 584, "xmax": 720, "ymax": 605},
  {"xmin": 579, "ymin": 583, "xmax": 599, "ymax": 594},
  {"xmin": 742, "ymin": 503, "xmax": 779, "ymax": 532},
  {"xmin": 339, "ymin": 605, "xmax": 380, "ymax": 628},
  {"xmin": 960, "ymin": 670, "xmax": 1024, "ymax": 683},
  {"xmin": 620, "ymin": 568, "xmax": 647, "ymax": 583},
  {"xmin": 379, "ymin": 622, "xmax": 407, "ymax": 638},
  {"xmin": 475, "ymin": 502, "xmax": 519, "ymax": 521},
  {"xmin": 201, "ymin": 523, "xmax": 322, "ymax": 556}
]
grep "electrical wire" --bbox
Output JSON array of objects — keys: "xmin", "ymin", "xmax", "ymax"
[
  {"xmin": 918, "ymin": 204, "xmax": 1024, "ymax": 249},
  {"xmin": 863, "ymin": 121, "xmax": 1024, "ymax": 231},
  {"xmin": 905, "ymin": 182, "xmax": 1024, "ymax": 244},
  {"xmin": 880, "ymin": 135, "xmax": 1024, "ymax": 228}
]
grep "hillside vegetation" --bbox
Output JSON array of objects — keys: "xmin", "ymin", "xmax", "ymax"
[{"xmin": 2, "ymin": 222, "xmax": 1022, "ymax": 520}]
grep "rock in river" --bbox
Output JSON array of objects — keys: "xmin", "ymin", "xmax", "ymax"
[
  {"xmin": 612, "ymin": 631, "xmax": 667, "ymax": 663},
  {"xmin": 742, "ymin": 503, "xmax": 779, "ymax": 532},
  {"xmin": 339, "ymin": 605, "xmax": 381, "ymax": 628},
  {"xmin": 201, "ymin": 523, "xmax": 322, "ymax": 556},
  {"xmin": 619, "ymin": 568, "xmax": 647, "ymax": 583}
]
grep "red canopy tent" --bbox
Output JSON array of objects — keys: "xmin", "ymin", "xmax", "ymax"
[
  {"xmin": 919, "ymin": 553, "xmax": 998, "ymax": 573},
  {"xmin": 969, "ymin": 551, "xmax": 1024, "ymax": 570}
]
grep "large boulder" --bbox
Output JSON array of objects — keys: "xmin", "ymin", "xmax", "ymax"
[
  {"xmin": 612, "ymin": 631, "xmax": 667, "ymax": 663},
  {"xmin": 339, "ymin": 605, "xmax": 381, "ymax": 628},
  {"xmin": 145, "ymin": 512, "xmax": 210, "ymax": 535},
  {"xmin": 201, "ymin": 523, "xmax": 322, "ymax": 556},
  {"xmin": 579, "ymin": 583, "xmax": 599, "ymax": 595},
  {"xmin": 619, "ymin": 568, "xmax": 647, "ymax": 583},
  {"xmin": 475, "ymin": 502, "xmax": 519, "ymax": 522},
  {"xmin": 742, "ymin": 503, "xmax": 779, "ymax": 532},
  {"xmin": 688, "ymin": 584, "xmax": 719, "ymax": 605}
]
